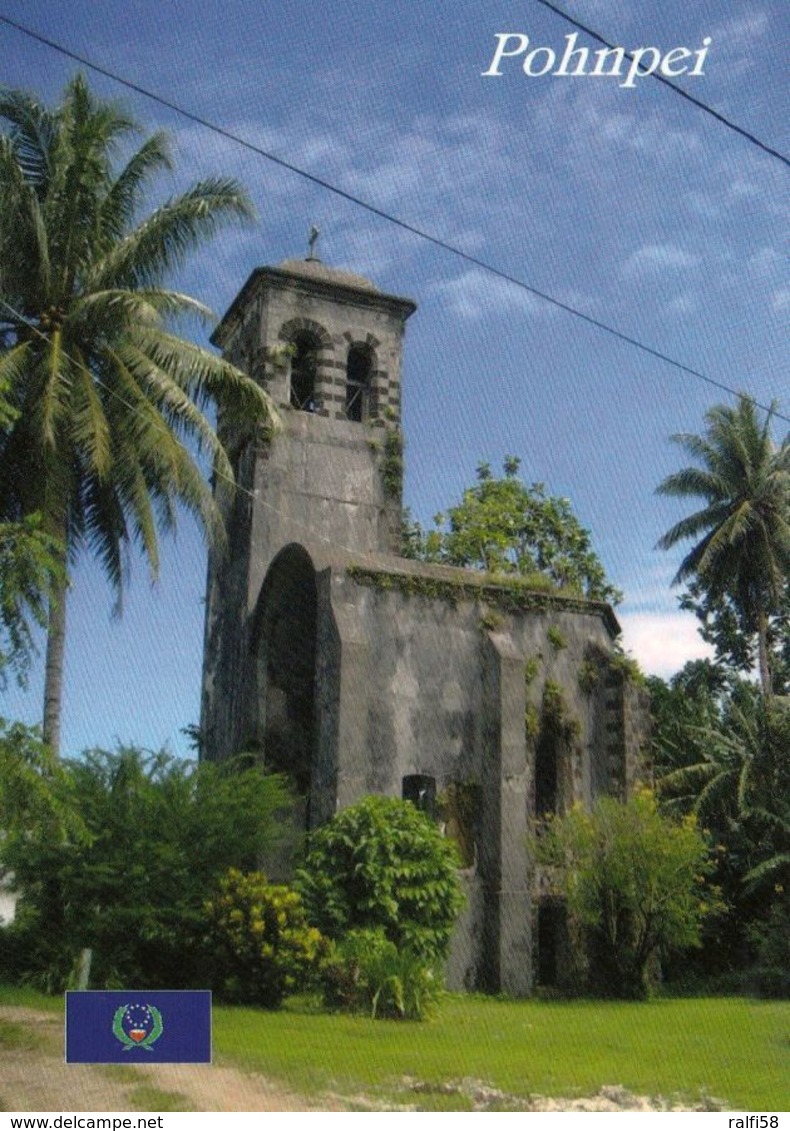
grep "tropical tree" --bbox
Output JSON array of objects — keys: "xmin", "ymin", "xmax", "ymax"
[
  {"xmin": 2, "ymin": 747, "xmax": 291, "ymax": 990},
  {"xmin": 537, "ymin": 791, "xmax": 715, "ymax": 998},
  {"xmin": 0, "ymin": 76, "xmax": 276, "ymax": 754},
  {"xmin": 656, "ymin": 396, "xmax": 790, "ymax": 697},
  {"xmin": 405, "ymin": 457, "xmax": 621, "ymax": 603},
  {"xmin": 652, "ymin": 668, "xmax": 789, "ymax": 978}
]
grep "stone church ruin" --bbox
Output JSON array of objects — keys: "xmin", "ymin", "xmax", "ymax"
[{"xmin": 200, "ymin": 252, "xmax": 649, "ymax": 995}]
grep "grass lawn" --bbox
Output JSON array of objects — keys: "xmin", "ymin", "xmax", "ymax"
[
  {"xmin": 214, "ymin": 993, "xmax": 788, "ymax": 1110},
  {"xmin": 2, "ymin": 986, "xmax": 787, "ymax": 1110}
]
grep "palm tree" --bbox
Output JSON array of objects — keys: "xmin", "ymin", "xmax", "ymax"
[
  {"xmin": 0, "ymin": 76, "xmax": 276, "ymax": 754},
  {"xmin": 656, "ymin": 396, "xmax": 790, "ymax": 696}
]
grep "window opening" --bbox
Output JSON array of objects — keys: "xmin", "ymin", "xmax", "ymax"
[
  {"xmin": 290, "ymin": 332, "xmax": 320, "ymax": 412},
  {"xmin": 536, "ymin": 901, "xmax": 565, "ymax": 987},
  {"xmin": 402, "ymin": 774, "xmax": 437, "ymax": 819},
  {"xmin": 535, "ymin": 731, "xmax": 559, "ymax": 818},
  {"xmin": 345, "ymin": 344, "xmax": 372, "ymax": 422}
]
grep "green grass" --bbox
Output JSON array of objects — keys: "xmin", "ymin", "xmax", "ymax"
[
  {"xmin": 0, "ymin": 985, "xmax": 62, "ymax": 1012},
  {"xmin": 1, "ymin": 985, "xmax": 787, "ymax": 1110},
  {"xmin": 0, "ymin": 1019, "xmax": 40, "ymax": 1050},
  {"xmin": 126, "ymin": 1086, "xmax": 195, "ymax": 1112},
  {"xmin": 214, "ymin": 994, "xmax": 789, "ymax": 1110}
]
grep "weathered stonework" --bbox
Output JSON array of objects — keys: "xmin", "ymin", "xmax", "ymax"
[{"xmin": 200, "ymin": 255, "xmax": 650, "ymax": 996}]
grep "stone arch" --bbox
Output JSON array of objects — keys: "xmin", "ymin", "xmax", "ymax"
[
  {"xmin": 253, "ymin": 544, "xmax": 318, "ymax": 817},
  {"xmin": 278, "ymin": 317, "xmax": 333, "ymax": 351}
]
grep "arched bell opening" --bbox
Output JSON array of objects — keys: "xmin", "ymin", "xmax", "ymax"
[
  {"xmin": 345, "ymin": 342, "xmax": 374, "ymax": 422},
  {"xmin": 289, "ymin": 330, "xmax": 321, "ymax": 412}
]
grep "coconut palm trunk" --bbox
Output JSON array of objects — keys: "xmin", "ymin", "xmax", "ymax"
[
  {"xmin": 43, "ymin": 575, "xmax": 67, "ymax": 755},
  {"xmin": 756, "ymin": 607, "xmax": 771, "ymax": 699}
]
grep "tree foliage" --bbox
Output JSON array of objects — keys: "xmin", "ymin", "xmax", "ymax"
[
  {"xmin": 0, "ymin": 516, "xmax": 64, "ymax": 685},
  {"xmin": 296, "ymin": 795, "xmax": 464, "ymax": 962},
  {"xmin": 651, "ymin": 668, "xmax": 789, "ymax": 981},
  {"xmin": 405, "ymin": 458, "xmax": 620, "ymax": 604},
  {"xmin": 205, "ymin": 869, "xmax": 326, "ymax": 1008},
  {"xmin": 0, "ymin": 76, "xmax": 277, "ymax": 752},
  {"xmin": 656, "ymin": 397, "xmax": 790, "ymax": 696},
  {"xmin": 537, "ymin": 791, "xmax": 715, "ymax": 998},
  {"xmin": 678, "ymin": 580, "xmax": 790, "ymax": 696},
  {"xmin": 0, "ymin": 719, "xmax": 84, "ymax": 853},
  {"xmin": 0, "ymin": 374, "xmax": 64, "ymax": 686},
  {"xmin": 1, "ymin": 748, "xmax": 290, "ymax": 990}
]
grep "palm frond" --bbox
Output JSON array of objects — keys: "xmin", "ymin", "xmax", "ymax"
[
  {"xmin": 742, "ymin": 853, "xmax": 790, "ymax": 893},
  {"xmin": 656, "ymin": 465, "xmax": 728, "ymax": 503},
  {"xmin": 116, "ymin": 340, "xmax": 233, "ymax": 486},
  {"xmin": 0, "ymin": 86, "xmax": 56, "ymax": 189},
  {"xmin": 93, "ymin": 178, "xmax": 255, "ymax": 291},
  {"xmin": 71, "ymin": 288, "xmax": 214, "ymax": 327},
  {"xmin": 97, "ymin": 131, "xmax": 172, "ymax": 244},
  {"xmin": 69, "ymin": 349, "xmax": 112, "ymax": 480}
]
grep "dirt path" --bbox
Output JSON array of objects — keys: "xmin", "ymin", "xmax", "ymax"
[{"xmin": 0, "ymin": 1007, "xmax": 346, "ymax": 1112}]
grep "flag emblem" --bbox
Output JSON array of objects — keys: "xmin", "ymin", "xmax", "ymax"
[
  {"xmin": 66, "ymin": 990, "xmax": 211, "ymax": 1063},
  {"xmin": 112, "ymin": 1003, "xmax": 163, "ymax": 1051}
]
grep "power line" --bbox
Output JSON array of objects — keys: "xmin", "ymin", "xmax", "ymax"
[
  {"xmin": 0, "ymin": 12, "xmax": 786, "ymax": 423},
  {"xmin": 533, "ymin": 0, "xmax": 790, "ymax": 169}
]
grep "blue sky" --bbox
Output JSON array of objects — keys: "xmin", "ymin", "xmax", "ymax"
[{"xmin": 1, "ymin": 0, "xmax": 787, "ymax": 757}]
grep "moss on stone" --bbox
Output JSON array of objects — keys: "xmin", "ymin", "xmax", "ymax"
[{"xmin": 346, "ymin": 565, "xmax": 618, "ymax": 632}]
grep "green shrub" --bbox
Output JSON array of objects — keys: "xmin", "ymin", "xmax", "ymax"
[
  {"xmin": 205, "ymin": 869, "xmax": 326, "ymax": 1008},
  {"xmin": 297, "ymin": 795, "xmax": 464, "ymax": 961},
  {"xmin": 537, "ymin": 791, "xmax": 717, "ymax": 999},
  {"xmin": 3, "ymin": 748, "xmax": 290, "ymax": 991},
  {"xmin": 321, "ymin": 928, "xmax": 442, "ymax": 1020}
]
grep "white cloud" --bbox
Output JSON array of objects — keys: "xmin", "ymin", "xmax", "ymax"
[
  {"xmin": 710, "ymin": 10, "xmax": 769, "ymax": 48},
  {"xmin": 622, "ymin": 243, "xmax": 700, "ymax": 276},
  {"xmin": 618, "ymin": 612, "xmax": 713, "ymax": 678},
  {"xmin": 749, "ymin": 247, "xmax": 783, "ymax": 273},
  {"xmin": 665, "ymin": 292, "xmax": 697, "ymax": 315},
  {"xmin": 431, "ymin": 269, "xmax": 551, "ymax": 321}
]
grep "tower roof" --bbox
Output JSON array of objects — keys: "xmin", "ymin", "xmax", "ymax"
[
  {"xmin": 276, "ymin": 257, "xmax": 379, "ymax": 292},
  {"xmin": 212, "ymin": 257, "xmax": 416, "ymax": 348}
]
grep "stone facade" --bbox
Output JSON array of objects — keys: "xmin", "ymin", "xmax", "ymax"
[{"xmin": 200, "ymin": 256, "xmax": 650, "ymax": 995}]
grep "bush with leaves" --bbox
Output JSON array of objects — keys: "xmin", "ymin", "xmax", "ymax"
[
  {"xmin": 2, "ymin": 748, "xmax": 290, "ymax": 990},
  {"xmin": 297, "ymin": 795, "xmax": 464, "ymax": 961},
  {"xmin": 0, "ymin": 720, "xmax": 87, "ymax": 983},
  {"xmin": 321, "ymin": 927, "xmax": 442, "ymax": 1020},
  {"xmin": 404, "ymin": 457, "xmax": 621, "ymax": 603},
  {"xmin": 537, "ymin": 790, "xmax": 717, "ymax": 999},
  {"xmin": 205, "ymin": 869, "xmax": 326, "ymax": 1008}
]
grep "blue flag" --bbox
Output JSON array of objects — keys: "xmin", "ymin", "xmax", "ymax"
[{"xmin": 66, "ymin": 991, "xmax": 211, "ymax": 1063}]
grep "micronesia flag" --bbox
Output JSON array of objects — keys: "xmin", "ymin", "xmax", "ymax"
[{"xmin": 66, "ymin": 991, "xmax": 211, "ymax": 1063}]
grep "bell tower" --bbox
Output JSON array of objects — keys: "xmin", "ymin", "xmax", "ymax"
[{"xmin": 200, "ymin": 251, "xmax": 416, "ymax": 761}]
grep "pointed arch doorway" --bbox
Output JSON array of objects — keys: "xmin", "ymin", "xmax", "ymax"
[{"xmin": 255, "ymin": 544, "xmax": 318, "ymax": 826}]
